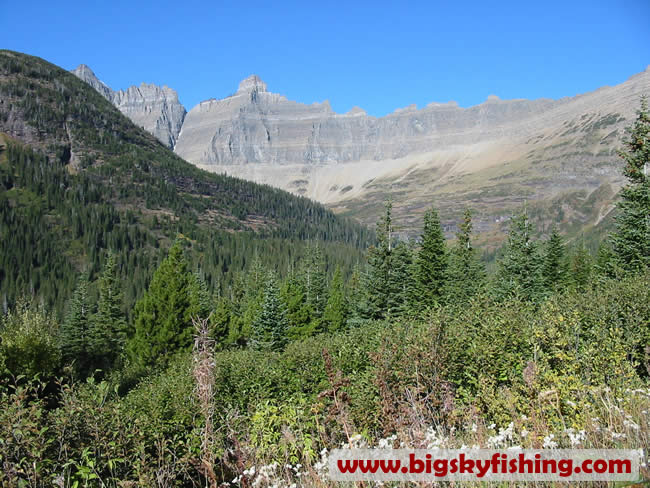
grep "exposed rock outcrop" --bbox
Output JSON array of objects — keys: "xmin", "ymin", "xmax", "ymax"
[
  {"xmin": 172, "ymin": 69, "xmax": 650, "ymax": 239},
  {"xmin": 71, "ymin": 65, "xmax": 186, "ymax": 148},
  {"xmin": 73, "ymin": 63, "xmax": 650, "ymax": 240}
]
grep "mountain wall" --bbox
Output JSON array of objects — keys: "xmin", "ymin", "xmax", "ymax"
[
  {"xmin": 73, "ymin": 63, "xmax": 650, "ymax": 242},
  {"xmin": 71, "ymin": 64, "xmax": 186, "ymax": 148}
]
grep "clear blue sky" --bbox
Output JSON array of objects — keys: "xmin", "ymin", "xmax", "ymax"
[{"xmin": 2, "ymin": 0, "xmax": 648, "ymax": 117}]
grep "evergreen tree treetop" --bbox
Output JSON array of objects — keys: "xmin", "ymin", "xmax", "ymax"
[
  {"xmin": 611, "ymin": 97, "xmax": 650, "ymax": 272},
  {"xmin": 251, "ymin": 275, "xmax": 289, "ymax": 352},
  {"xmin": 127, "ymin": 239, "xmax": 205, "ymax": 367},
  {"xmin": 412, "ymin": 205, "xmax": 448, "ymax": 309}
]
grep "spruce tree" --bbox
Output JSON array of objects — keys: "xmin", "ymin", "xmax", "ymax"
[
  {"xmin": 595, "ymin": 241, "xmax": 620, "ymax": 279},
  {"xmin": 128, "ymin": 240, "xmax": 203, "ymax": 367},
  {"xmin": 611, "ymin": 97, "xmax": 650, "ymax": 272},
  {"xmin": 569, "ymin": 240, "xmax": 592, "ymax": 291},
  {"xmin": 322, "ymin": 266, "xmax": 348, "ymax": 332},
  {"xmin": 251, "ymin": 275, "xmax": 289, "ymax": 351},
  {"xmin": 210, "ymin": 296, "xmax": 231, "ymax": 349},
  {"xmin": 60, "ymin": 272, "xmax": 90, "ymax": 369},
  {"xmin": 388, "ymin": 241, "xmax": 414, "ymax": 317},
  {"xmin": 363, "ymin": 201, "xmax": 394, "ymax": 319},
  {"xmin": 303, "ymin": 245, "xmax": 327, "ymax": 328},
  {"xmin": 412, "ymin": 206, "xmax": 447, "ymax": 310},
  {"xmin": 346, "ymin": 264, "xmax": 366, "ymax": 327},
  {"xmin": 282, "ymin": 269, "xmax": 312, "ymax": 339},
  {"xmin": 542, "ymin": 226, "xmax": 567, "ymax": 292},
  {"xmin": 445, "ymin": 209, "xmax": 485, "ymax": 304},
  {"xmin": 495, "ymin": 209, "xmax": 544, "ymax": 302},
  {"xmin": 88, "ymin": 253, "xmax": 126, "ymax": 372}
]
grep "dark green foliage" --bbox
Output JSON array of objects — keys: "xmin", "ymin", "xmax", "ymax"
[
  {"xmin": 611, "ymin": 97, "xmax": 650, "ymax": 272},
  {"xmin": 0, "ymin": 50, "xmax": 372, "ymax": 317},
  {"xmin": 302, "ymin": 245, "xmax": 327, "ymax": 329},
  {"xmin": 445, "ymin": 209, "xmax": 485, "ymax": 303},
  {"xmin": 60, "ymin": 272, "xmax": 91, "ymax": 372},
  {"xmin": 2, "ymin": 52, "xmax": 650, "ymax": 486},
  {"xmin": 569, "ymin": 239, "xmax": 593, "ymax": 290},
  {"xmin": 322, "ymin": 266, "xmax": 348, "ymax": 332},
  {"xmin": 362, "ymin": 201, "xmax": 394, "ymax": 319},
  {"xmin": 251, "ymin": 275, "xmax": 289, "ymax": 351},
  {"xmin": 210, "ymin": 296, "xmax": 231, "ymax": 348},
  {"xmin": 88, "ymin": 252, "xmax": 127, "ymax": 372},
  {"xmin": 387, "ymin": 241, "xmax": 414, "ymax": 316},
  {"xmin": 361, "ymin": 201, "xmax": 412, "ymax": 319},
  {"xmin": 595, "ymin": 241, "xmax": 621, "ymax": 279},
  {"xmin": 128, "ymin": 240, "xmax": 204, "ymax": 367},
  {"xmin": 494, "ymin": 209, "xmax": 544, "ymax": 302},
  {"xmin": 282, "ymin": 268, "xmax": 312, "ymax": 339},
  {"xmin": 412, "ymin": 206, "xmax": 448, "ymax": 309},
  {"xmin": 541, "ymin": 226, "xmax": 567, "ymax": 291}
]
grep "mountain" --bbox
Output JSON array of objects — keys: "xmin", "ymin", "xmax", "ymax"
[
  {"xmin": 71, "ymin": 64, "xmax": 186, "ymax": 148},
  {"xmin": 0, "ymin": 50, "xmax": 371, "ymax": 314},
  {"xmin": 171, "ymin": 70, "xmax": 650, "ymax": 245},
  {"xmin": 71, "ymin": 61, "xmax": 650, "ymax": 246}
]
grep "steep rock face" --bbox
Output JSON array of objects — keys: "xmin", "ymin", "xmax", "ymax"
[
  {"xmin": 71, "ymin": 64, "xmax": 113, "ymax": 100},
  {"xmin": 71, "ymin": 65, "xmax": 186, "ymax": 148},
  {"xmin": 112, "ymin": 83, "xmax": 186, "ymax": 148},
  {"xmin": 173, "ymin": 68, "xmax": 650, "ymax": 241},
  {"xmin": 175, "ymin": 76, "xmax": 561, "ymax": 167}
]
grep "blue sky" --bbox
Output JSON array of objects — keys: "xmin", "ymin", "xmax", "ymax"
[{"xmin": 2, "ymin": 0, "xmax": 648, "ymax": 117}]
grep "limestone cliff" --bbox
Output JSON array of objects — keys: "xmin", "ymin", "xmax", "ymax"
[{"xmin": 71, "ymin": 65, "xmax": 186, "ymax": 148}]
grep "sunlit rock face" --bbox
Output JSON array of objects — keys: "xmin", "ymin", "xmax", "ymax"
[
  {"xmin": 75, "ymin": 63, "xmax": 650, "ymax": 238},
  {"xmin": 72, "ymin": 65, "xmax": 186, "ymax": 148}
]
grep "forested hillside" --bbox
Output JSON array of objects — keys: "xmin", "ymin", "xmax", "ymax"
[
  {"xmin": 0, "ymin": 49, "xmax": 648, "ymax": 488},
  {"xmin": 0, "ymin": 50, "xmax": 372, "ymax": 315}
]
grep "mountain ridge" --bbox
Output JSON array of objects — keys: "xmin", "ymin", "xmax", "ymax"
[
  {"xmin": 72, "ymin": 61, "xmax": 650, "ymax": 242},
  {"xmin": 71, "ymin": 64, "xmax": 187, "ymax": 148},
  {"xmin": 1, "ymin": 50, "xmax": 371, "ymax": 314}
]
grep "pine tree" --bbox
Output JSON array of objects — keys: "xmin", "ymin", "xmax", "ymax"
[
  {"xmin": 495, "ymin": 209, "xmax": 544, "ymax": 301},
  {"xmin": 569, "ymin": 240, "xmax": 592, "ymax": 291},
  {"xmin": 210, "ymin": 296, "xmax": 231, "ymax": 349},
  {"xmin": 445, "ymin": 209, "xmax": 485, "ymax": 304},
  {"xmin": 595, "ymin": 241, "xmax": 620, "ymax": 279},
  {"xmin": 88, "ymin": 253, "xmax": 126, "ymax": 372},
  {"xmin": 363, "ymin": 201, "xmax": 394, "ymax": 319},
  {"xmin": 611, "ymin": 97, "xmax": 650, "ymax": 272},
  {"xmin": 412, "ymin": 206, "xmax": 447, "ymax": 310},
  {"xmin": 251, "ymin": 275, "xmax": 289, "ymax": 351},
  {"xmin": 60, "ymin": 272, "xmax": 90, "ymax": 369},
  {"xmin": 192, "ymin": 270, "xmax": 213, "ymax": 319},
  {"xmin": 346, "ymin": 264, "xmax": 366, "ymax": 327},
  {"xmin": 282, "ymin": 269, "xmax": 312, "ymax": 339},
  {"xmin": 542, "ymin": 226, "xmax": 567, "ymax": 292},
  {"xmin": 302, "ymin": 244, "xmax": 327, "ymax": 328},
  {"xmin": 388, "ymin": 241, "xmax": 414, "ymax": 317},
  {"xmin": 322, "ymin": 266, "xmax": 348, "ymax": 332},
  {"xmin": 128, "ymin": 240, "xmax": 203, "ymax": 367}
]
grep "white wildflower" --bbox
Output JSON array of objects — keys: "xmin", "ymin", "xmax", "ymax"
[
  {"xmin": 543, "ymin": 434, "xmax": 558, "ymax": 449},
  {"xmin": 623, "ymin": 419, "xmax": 640, "ymax": 431}
]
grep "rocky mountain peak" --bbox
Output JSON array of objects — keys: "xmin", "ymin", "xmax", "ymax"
[
  {"xmin": 71, "ymin": 64, "xmax": 113, "ymax": 100},
  {"xmin": 71, "ymin": 64, "xmax": 186, "ymax": 148},
  {"xmin": 72, "ymin": 64, "xmax": 96, "ymax": 79},
  {"xmin": 237, "ymin": 75, "xmax": 267, "ymax": 94}
]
